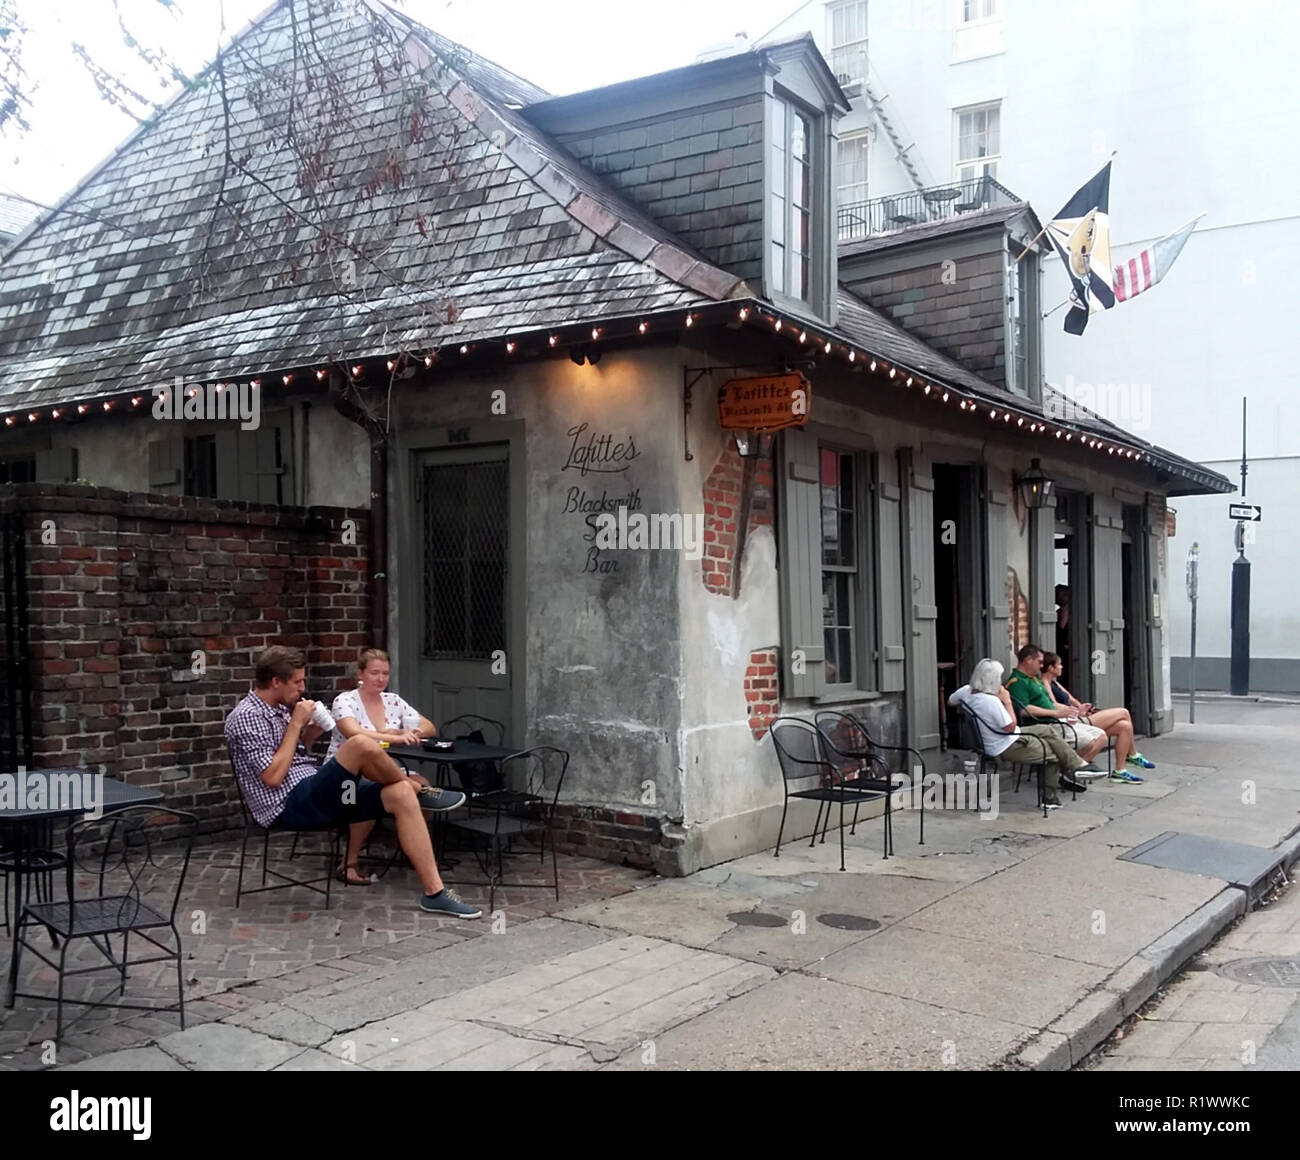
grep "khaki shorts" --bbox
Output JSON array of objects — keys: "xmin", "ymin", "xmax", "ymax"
[{"xmin": 1049, "ymin": 720, "xmax": 1106, "ymax": 751}]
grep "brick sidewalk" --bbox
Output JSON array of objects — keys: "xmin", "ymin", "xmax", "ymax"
[{"xmin": 0, "ymin": 833, "xmax": 648, "ymax": 1070}]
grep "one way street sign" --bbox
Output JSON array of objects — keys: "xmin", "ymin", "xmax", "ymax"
[{"xmin": 1229, "ymin": 503, "xmax": 1262, "ymax": 521}]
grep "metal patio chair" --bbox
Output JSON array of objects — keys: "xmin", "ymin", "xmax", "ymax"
[
  {"xmin": 954, "ymin": 703, "xmax": 1055, "ymax": 817},
  {"xmin": 443, "ymin": 745, "xmax": 567, "ymax": 912},
  {"xmin": 814, "ymin": 710, "xmax": 927, "ymax": 845},
  {"xmin": 770, "ymin": 717, "xmax": 892, "ymax": 871},
  {"xmin": 229, "ymin": 756, "xmax": 342, "ymax": 907},
  {"xmin": 8, "ymin": 806, "xmax": 195, "ymax": 1043}
]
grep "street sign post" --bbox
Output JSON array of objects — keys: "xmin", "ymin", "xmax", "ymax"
[{"xmin": 1186, "ymin": 543, "xmax": 1199, "ymax": 723}]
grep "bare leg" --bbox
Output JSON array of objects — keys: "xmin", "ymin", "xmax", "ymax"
[
  {"xmin": 343, "ymin": 821, "xmax": 376, "ymax": 878},
  {"xmin": 1079, "ymin": 735, "xmax": 1107, "ymax": 762},
  {"xmin": 380, "ymin": 779, "xmax": 443, "ymax": 896},
  {"xmin": 1088, "ymin": 708, "xmax": 1137, "ymax": 763},
  {"xmin": 335, "ymin": 735, "xmax": 409, "ymax": 785}
]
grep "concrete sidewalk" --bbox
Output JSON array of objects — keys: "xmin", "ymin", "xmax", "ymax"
[{"xmin": 51, "ymin": 702, "xmax": 1300, "ymax": 1071}]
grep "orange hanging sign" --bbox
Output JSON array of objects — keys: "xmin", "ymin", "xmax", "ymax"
[{"xmin": 717, "ymin": 372, "xmax": 811, "ymax": 431}]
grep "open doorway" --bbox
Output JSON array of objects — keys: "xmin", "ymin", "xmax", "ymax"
[
  {"xmin": 933, "ymin": 463, "xmax": 983, "ymax": 746},
  {"xmin": 1052, "ymin": 491, "xmax": 1093, "ymax": 699},
  {"xmin": 1122, "ymin": 504, "xmax": 1153, "ymax": 732}
]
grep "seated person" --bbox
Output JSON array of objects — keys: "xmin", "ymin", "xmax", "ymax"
[
  {"xmin": 224, "ymin": 644, "xmax": 480, "ymax": 917},
  {"xmin": 327, "ymin": 647, "xmax": 439, "ymax": 885},
  {"xmin": 1004, "ymin": 645, "xmax": 1108, "ymax": 790},
  {"xmin": 1038, "ymin": 650, "xmax": 1155, "ymax": 779},
  {"xmin": 948, "ymin": 657, "xmax": 1092, "ymax": 810}
]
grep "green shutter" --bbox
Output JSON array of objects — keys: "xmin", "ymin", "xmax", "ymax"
[
  {"xmin": 874, "ymin": 451, "xmax": 906, "ymax": 692},
  {"xmin": 982, "ymin": 467, "xmax": 1011, "ymax": 667},
  {"xmin": 901, "ymin": 449, "xmax": 940, "ymax": 748},
  {"xmin": 147, "ymin": 437, "xmax": 183, "ymax": 492},
  {"xmin": 1091, "ymin": 494, "xmax": 1126, "ymax": 708},
  {"xmin": 1030, "ymin": 503, "xmax": 1057, "ymax": 643},
  {"xmin": 35, "ymin": 448, "xmax": 78, "ymax": 483},
  {"xmin": 777, "ymin": 428, "xmax": 826, "ymax": 699}
]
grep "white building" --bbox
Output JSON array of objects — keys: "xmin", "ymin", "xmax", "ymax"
[{"xmin": 760, "ymin": 0, "xmax": 1300, "ymax": 692}]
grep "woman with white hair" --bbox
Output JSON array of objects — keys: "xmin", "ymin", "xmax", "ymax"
[{"xmin": 948, "ymin": 657, "xmax": 1091, "ymax": 810}]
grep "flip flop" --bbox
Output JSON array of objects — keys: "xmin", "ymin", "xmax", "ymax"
[{"xmin": 337, "ymin": 864, "xmax": 378, "ymax": 886}]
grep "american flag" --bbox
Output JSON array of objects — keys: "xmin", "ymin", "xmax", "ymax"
[{"xmin": 1113, "ymin": 218, "xmax": 1199, "ymax": 303}]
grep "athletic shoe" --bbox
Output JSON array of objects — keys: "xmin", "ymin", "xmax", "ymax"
[
  {"xmin": 1128, "ymin": 753, "xmax": 1156, "ymax": 770},
  {"xmin": 1110, "ymin": 768, "xmax": 1145, "ymax": 784},
  {"xmin": 419, "ymin": 888, "xmax": 482, "ymax": 918},
  {"xmin": 417, "ymin": 785, "xmax": 467, "ymax": 812},
  {"xmin": 1043, "ymin": 793, "xmax": 1062, "ymax": 811},
  {"xmin": 1061, "ymin": 774, "xmax": 1088, "ymax": 793}
]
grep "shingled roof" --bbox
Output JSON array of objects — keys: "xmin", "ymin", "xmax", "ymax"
[{"xmin": 0, "ymin": 0, "xmax": 748, "ymax": 413}]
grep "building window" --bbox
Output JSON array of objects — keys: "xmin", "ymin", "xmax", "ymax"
[
  {"xmin": 954, "ymin": 0, "xmax": 1003, "ymax": 58},
  {"xmin": 821, "ymin": 446, "xmax": 860, "ymax": 690},
  {"xmin": 184, "ymin": 434, "xmax": 219, "ymax": 498},
  {"xmin": 958, "ymin": 0, "xmax": 1000, "ymax": 22},
  {"xmin": 769, "ymin": 96, "xmax": 816, "ymax": 302},
  {"xmin": 0, "ymin": 456, "xmax": 36, "ymax": 484},
  {"xmin": 836, "ymin": 133, "xmax": 870, "ymax": 219},
  {"xmin": 827, "ymin": 0, "xmax": 868, "ymax": 86},
  {"xmin": 1007, "ymin": 243, "xmax": 1039, "ymax": 399},
  {"xmin": 955, "ymin": 102, "xmax": 1000, "ymax": 183}
]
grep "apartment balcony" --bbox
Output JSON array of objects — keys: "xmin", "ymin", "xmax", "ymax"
[{"xmin": 837, "ymin": 175, "xmax": 1020, "ymax": 242}]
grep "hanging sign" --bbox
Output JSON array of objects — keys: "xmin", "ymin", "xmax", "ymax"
[{"xmin": 718, "ymin": 373, "xmax": 811, "ymax": 431}]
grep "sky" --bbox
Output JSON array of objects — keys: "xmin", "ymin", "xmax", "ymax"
[{"xmin": 2, "ymin": 0, "xmax": 804, "ymax": 211}]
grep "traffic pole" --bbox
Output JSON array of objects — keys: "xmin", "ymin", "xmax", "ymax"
[
  {"xmin": 1186, "ymin": 543, "xmax": 1198, "ymax": 723},
  {"xmin": 1229, "ymin": 398, "xmax": 1250, "ymax": 696}
]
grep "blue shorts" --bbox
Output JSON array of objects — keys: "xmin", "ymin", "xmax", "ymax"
[{"xmin": 276, "ymin": 759, "xmax": 389, "ymax": 828}]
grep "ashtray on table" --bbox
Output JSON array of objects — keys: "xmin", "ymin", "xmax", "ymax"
[{"xmin": 422, "ymin": 739, "xmax": 456, "ymax": 751}]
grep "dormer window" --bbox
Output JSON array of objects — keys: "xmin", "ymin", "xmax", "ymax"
[{"xmin": 769, "ymin": 97, "xmax": 814, "ymax": 302}]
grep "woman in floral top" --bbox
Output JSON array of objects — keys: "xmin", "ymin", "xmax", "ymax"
[{"xmin": 329, "ymin": 648, "xmax": 438, "ymax": 884}]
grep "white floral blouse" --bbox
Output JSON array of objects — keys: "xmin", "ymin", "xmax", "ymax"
[{"xmin": 326, "ymin": 688, "xmax": 419, "ymax": 760}]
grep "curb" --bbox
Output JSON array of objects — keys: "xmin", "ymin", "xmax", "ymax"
[{"xmin": 1013, "ymin": 833, "xmax": 1300, "ymax": 1071}]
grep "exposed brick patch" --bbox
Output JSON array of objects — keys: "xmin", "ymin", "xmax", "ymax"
[
  {"xmin": 700, "ymin": 444, "xmax": 774, "ymax": 597},
  {"xmin": 744, "ymin": 646, "xmax": 779, "ymax": 740},
  {"xmin": 549, "ymin": 804, "xmax": 663, "ymax": 871},
  {"xmin": 0, "ymin": 484, "xmax": 370, "ymax": 837}
]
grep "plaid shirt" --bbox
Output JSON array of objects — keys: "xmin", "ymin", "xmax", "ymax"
[{"xmin": 224, "ymin": 692, "xmax": 321, "ymax": 826}]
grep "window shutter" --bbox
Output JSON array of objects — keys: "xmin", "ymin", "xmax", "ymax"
[
  {"xmin": 214, "ymin": 429, "xmax": 243, "ymax": 501},
  {"xmin": 874, "ymin": 451, "xmax": 906, "ymax": 692},
  {"xmin": 777, "ymin": 428, "xmax": 826, "ymax": 699},
  {"xmin": 1029, "ymin": 503, "xmax": 1057, "ymax": 644},
  {"xmin": 1090, "ymin": 495, "xmax": 1126, "ymax": 709},
  {"xmin": 982, "ymin": 467, "xmax": 1011, "ymax": 667},
  {"xmin": 902, "ymin": 449, "xmax": 940, "ymax": 747},
  {"xmin": 147, "ymin": 437, "xmax": 183, "ymax": 492},
  {"xmin": 1145, "ymin": 494, "xmax": 1170, "ymax": 734},
  {"xmin": 34, "ymin": 448, "xmax": 78, "ymax": 483}
]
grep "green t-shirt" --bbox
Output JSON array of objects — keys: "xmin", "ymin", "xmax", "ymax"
[{"xmin": 1006, "ymin": 669, "xmax": 1055, "ymax": 714}]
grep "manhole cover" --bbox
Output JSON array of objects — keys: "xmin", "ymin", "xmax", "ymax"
[
  {"xmin": 1214, "ymin": 958, "xmax": 1300, "ymax": 987},
  {"xmin": 816, "ymin": 914, "xmax": 881, "ymax": 931},
  {"xmin": 727, "ymin": 911, "xmax": 786, "ymax": 928}
]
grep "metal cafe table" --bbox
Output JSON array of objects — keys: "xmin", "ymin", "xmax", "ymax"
[{"xmin": 1, "ymin": 768, "xmax": 164, "ymax": 1007}]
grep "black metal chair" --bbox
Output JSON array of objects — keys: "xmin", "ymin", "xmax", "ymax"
[
  {"xmin": 770, "ymin": 717, "xmax": 892, "ymax": 871},
  {"xmin": 954, "ymin": 703, "xmax": 1054, "ymax": 817},
  {"xmin": 814, "ymin": 710, "xmax": 926, "ymax": 846},
  {"xmin": 229, "ymin": 757, "xmax": 342, "ymax": 907},
  {"xmin": 440, "ymin": 714, "xmax": 505, "ymax": 746},
  {"xmin": 443, "ymin": 746, "xmax": 567, "ymax": 912},
  {"xmin": 8, "ymin": 806, "xmax": 196, "ymax": 1043},
  {"xmin": 1, "ymin": 819, "xmax": 66, "ymax": 936}
]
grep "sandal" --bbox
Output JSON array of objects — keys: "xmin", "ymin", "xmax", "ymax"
[{"xmin": 337, "ymin": 864, "xmax": 378, "ymax": 886}]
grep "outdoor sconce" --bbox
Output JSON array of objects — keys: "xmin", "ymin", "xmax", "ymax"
[
  {"xmin": 569, "ymin": 344, "xmax": 602, "ymax": 366},
  {"xmin": 1016, "ymin": 458, "xmax": 1055, "ymax": 510},
  {"xmin": 733, "ymin": 430, "xmax": 775, "ymax": 459}
]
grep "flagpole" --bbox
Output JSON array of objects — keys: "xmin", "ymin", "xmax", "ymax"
[{"xmin": 1016, "ymin": 150, "xmax": 1118, "ymax": 263}]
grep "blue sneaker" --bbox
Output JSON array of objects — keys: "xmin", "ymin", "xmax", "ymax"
[
  {"xmin": 417, "ymin": 785, "xmax": 467, "ymax": 812},
  {"xmin": 1110, "ymin": 768, "xmax": 1145, "ymax": 784},
  {"xmin": 419, "ymin": 888, "xmax": 482, "ymax": 918},
  {"xmin": 1128, "ymin": 752, "xmax": 1156, "ymax": 770}
]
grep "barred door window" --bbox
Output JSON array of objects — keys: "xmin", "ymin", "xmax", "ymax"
[
  {"xmin": 422, "ymin": 457, "xmax": 508, "ymax": 659},
  {"xmin": 820, "ymin": 446, "xmax": 858, "ymax": 689}
]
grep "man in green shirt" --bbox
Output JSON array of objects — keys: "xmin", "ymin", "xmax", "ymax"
[{"xmin": 1005, "ymin": 645, "xmax": 1108, "ymax": 789}]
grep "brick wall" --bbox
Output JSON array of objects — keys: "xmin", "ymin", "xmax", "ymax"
[
  {"xmin": 744, "ymin": 647, "xmax": 779, "ymax": 740},
  {"xmin": 701, "ymin": 443, "xmax": 774, "ymax": 597},
  {"xmin": 560, "ymin": 99, "xmax": 765, "ymax": 284},
  {"xmin": 0, "ymin": 484, "xmax": 370, "ymax": 835},
  {"xmin": 841, "ymin": 249, "xmax": 1008, "ymax": 382}
]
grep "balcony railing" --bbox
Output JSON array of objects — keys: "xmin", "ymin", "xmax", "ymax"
[{"xmin": 837, "ymin": 175, "xmax": 1020, "ymax": 242}]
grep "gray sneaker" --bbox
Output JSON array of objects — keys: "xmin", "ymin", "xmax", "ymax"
[
  {"xmin": 419, "ymin": 888, "xmax": 482, "ymax": 918},
  {"xmin": 417, "ymin": 785, "xmax": 467, "ymax": 812}
]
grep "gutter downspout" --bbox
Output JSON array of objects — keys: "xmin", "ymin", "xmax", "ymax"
[{"xmin": 329, "ymin": 369, "xmax": 389, "ymax": 651}]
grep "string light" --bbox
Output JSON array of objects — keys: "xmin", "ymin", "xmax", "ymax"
[
  {"xmin": 738, "ymin": 307, "xmax": 749, "ymax": 321},
  {"xmin": 505, "ymin": 341, "xmax": 516, "ymax": 354},
  {"xmin": 77, "ymin": 405, "xmax": 87, "ymax": 415},
  {"xmin": 459, "ymin": 345, "xmax": 469, "ymax": 355},
  {"xmin": 1004, "ymin": 413, "xmax": 1011, "ymax": 422},
  {"xmin": 774, "ymin": 319, "xmax": 783, "ymax": 332},
  {"xmin": 990, "ymin": 408, "xmax": 997, "ymax": 418},
  {"xmin": 131, "ymin": 397, "xmax": 142, "ymax": 407},
  {"xmin": 824, "ymin": 340, "xmax": 832, "ymax": 354},
  {"xmin": 905, "ymin": 376, "xmax": 913, "ymax": 387},
  {"xmin": 386, "ymin": 359, "xmax": 397, "ymax": 372},
  {"xmin": 591, "ymin": 327, "xmax": 601, "ymax": 341},
  {"xmin": 3, "ymin": 417, "xmax": 11, "ymax": 426},
  {"xmin": 798, "ymin": 330, "xmax": 807, "ymax": 343},
  {"xmin": 888, "ymin": 367, "xmax": 896, "ymax": 379},
  {"xmin": 250, "ymin": 378, "xmax": 261, "ymax": 389},
  {"xmin": 548, "ymin": 335, "xmax": 558, "ymax": 347},
  {"xmin": 317, "ymin": 369, "xmax": 327, "ymax": 380},
  {"xmin": 424, "ymin": 354, "xmax": 435, "ymax": 366},
  {"xmin": 942, "ymin": 392, "xmax": 949, "ymax": 403},
  {"xmin": 684, "ymin": 314, "xmax": 694, "ymax": 328},
  {"xmin": 282, "ymin": 374, "xmax": 292, "ymax": 386},
  {"xmin": 352, "ymin": 364, "xmax": 363, "ymax": 377},
  {"xmin": 27, "ymin": 413, "xmax": 36, "ymax": 422},
  {"xmin": 637, "ymin": 321, "xmax": 648, "ymax": 335},
  {"xmin": 869, "ymin": 360, "xmax": 877, "ymax": 372},
  {"xmin": 848, "ymin": 350, "xmax": 856, "ymax": 362},
  {"xmin": 923, "ymin": 384, "xmax": 931, "ymax": 395},
  {"xmin": 102, "ymin": 401, "xmax": 112, "ymax": 411}
]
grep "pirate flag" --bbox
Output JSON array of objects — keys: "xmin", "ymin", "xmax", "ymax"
[{"xmin": 1046, "ymin": 159, "xmax": 1115, "ymax": 335}]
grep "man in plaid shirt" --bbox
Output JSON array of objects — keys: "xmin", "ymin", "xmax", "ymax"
[{"xmin": 224, "ymin": 645, "xmax": 481, "ymax": 918}]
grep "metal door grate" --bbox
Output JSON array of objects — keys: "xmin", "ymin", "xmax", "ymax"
[{"xmin": 422, "ymin": 459, "xmax": 507, "ymax": 659}]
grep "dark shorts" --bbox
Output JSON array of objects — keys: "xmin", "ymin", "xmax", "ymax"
[{"xmin": 277, "ymin": 759, "xmax": 389, "ymax": 828}]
